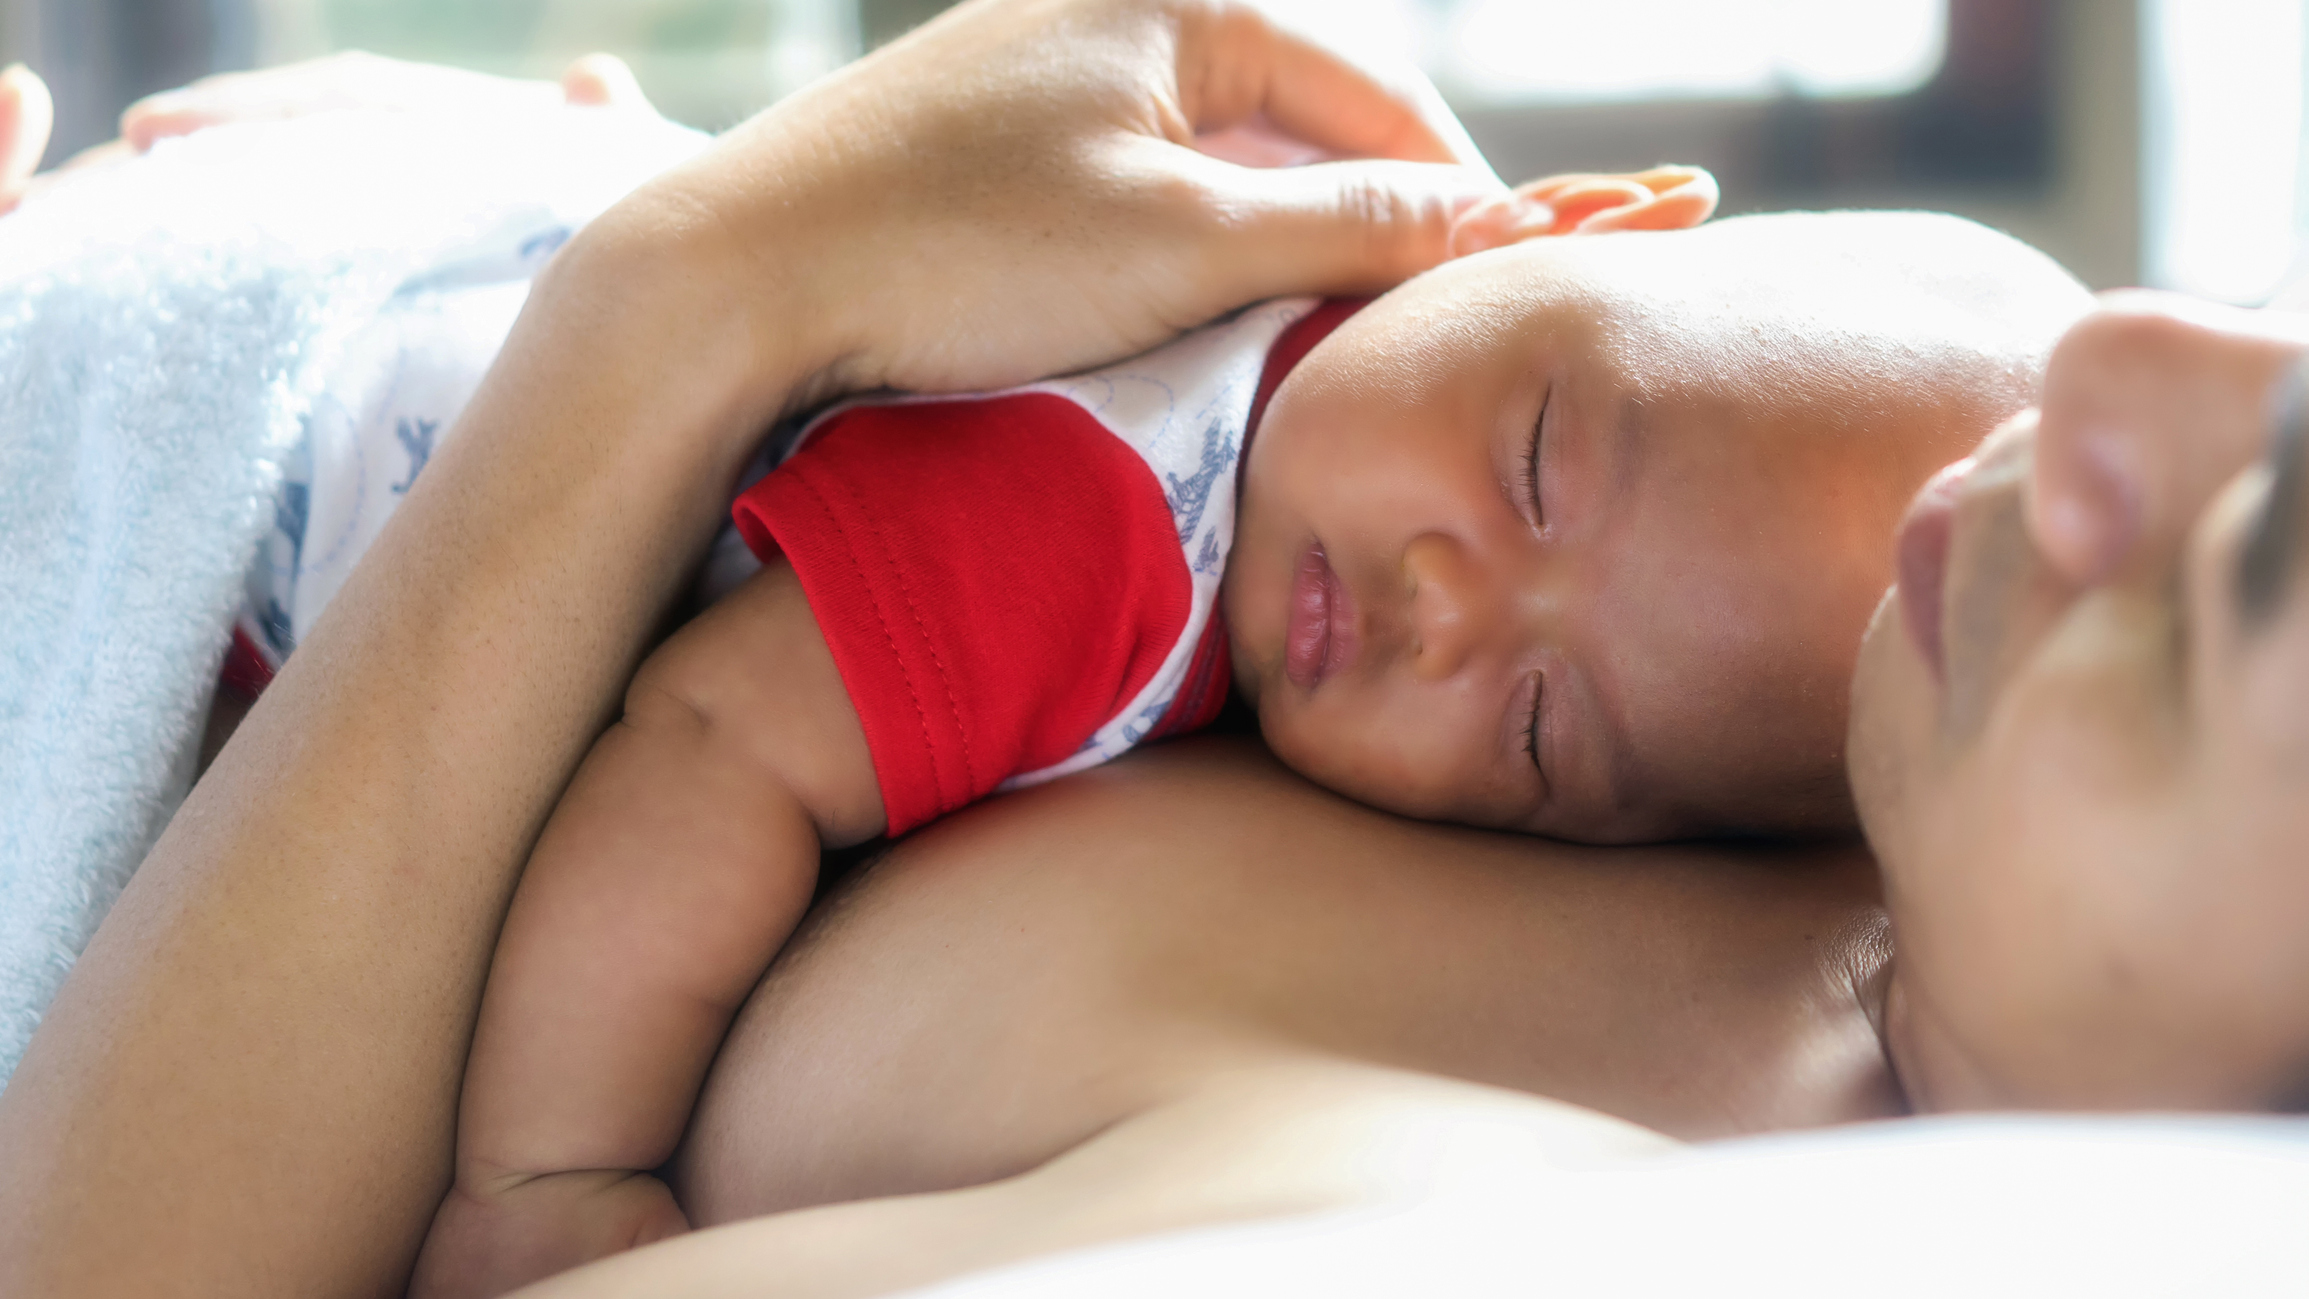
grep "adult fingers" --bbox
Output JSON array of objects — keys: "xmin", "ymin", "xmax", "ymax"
[
  {"xmin": 1449, "ymin": 182, "xmax": 1643, "ymax": 257},
  {"xmin": 0, "ymin": 64, "xmax": 55, "ymax": 214},
  {"xmin": 1570, "ymin": 168, "xmax": 1717, "ymax": 233},
  {"xmin": 1188, "ymin": 151, "xmax": 1498, "ymax": 300},
  {"xmin": 1180, "ymin": 4, "xmax": 1500, "ymax": 182},
  {"xmin": 1448, "ymin": 166, "xmax": 1717, "ymax": 254},
  {"xmin": 1446, "ymin": 189, "xmax": 1556, "ymax": 257}
]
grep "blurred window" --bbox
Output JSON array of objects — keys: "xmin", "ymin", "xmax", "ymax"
[
  {"xmin": 3, "ymin": 0, "xmax": 2102, "ymax": 279},
  {"xmin": 2140, "ymin": 0, "xmax": 2308, "ymax": 304},
  {"xmin": 1305, "ymin": 0, "xmax": 1948, "ymax": 105},
  {"xmin": 252, "ymin": 0, "xmax": 860, "ymax": 130}
]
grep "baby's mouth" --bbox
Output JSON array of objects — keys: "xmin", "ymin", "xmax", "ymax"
[{"xmin": 1284, "ymin": 542, "xmax": 1358, "ymax": 688}]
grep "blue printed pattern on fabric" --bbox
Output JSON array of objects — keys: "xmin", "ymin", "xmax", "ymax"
[
  {"xmin": 1007, "ymin": 297, "xmax": 1311, "ymax": 784},
  {"xmin": 723, "ymin": 298, "xmax": 1314, "ymax": 789},
  {"xmin": 242, "ymin": 274, "xmax": 1307, "ymax": 796},
  {"xmin": 236, "ymin": 214, "xmax": 575, "ymax": 665}
]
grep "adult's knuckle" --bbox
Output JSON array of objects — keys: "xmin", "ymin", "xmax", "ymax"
[{"xmin": 1341, "ymin": 175, "xmax": 1454, "ymax": 276}]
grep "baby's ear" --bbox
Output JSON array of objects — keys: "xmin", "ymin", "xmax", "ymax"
[{"xmin": 1449, "ymin": 165, "xmax": 1717, "ymax": 256}]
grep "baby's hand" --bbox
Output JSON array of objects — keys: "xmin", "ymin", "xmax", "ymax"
[
  {"xmin": 120, "ymin": 50, "xmax": 656, "ymax": 151},
  {"xmin": 0, "ymin": 63, "xmax": 53, "ymax": 215},
  {"xmin": 1449, "ymin": 164, "xmax": 1718, "ymax": 256},
  {"xmin": 0, "ymin": 52, "xmax": 656, "ymax": 217},
  {"xmin": 410, "ymin": 1168, "xmax": 689, "ymax": 1299}
]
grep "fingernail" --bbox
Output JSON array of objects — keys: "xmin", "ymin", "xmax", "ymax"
[{"xmin": 1448, "ymin": 195, "xmax": 1554, "ymax": 258}]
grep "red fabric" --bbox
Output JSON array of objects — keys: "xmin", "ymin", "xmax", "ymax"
[
  {"xmin": 220, "ymin": 626, "xmax": 276, "ymax": 699},
  {"xmin": 733, "ymin": 299, "xmax": 1366, "ymax": 834},
  {"xmin": 1150, "ymin": 298, "xmax": 1368, "ymax": 740},
  {"xmin": 734, "ymin": 395, "xmax": 1190, "ymax": 834}
]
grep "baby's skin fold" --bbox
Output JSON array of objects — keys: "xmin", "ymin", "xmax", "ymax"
[
  {"xmin": 0, "ymin": 2, "xmax": 1512, "ymax": 1294},
  {"xmin": 0, "ymin": 10, "xmax": 2097, "ymax": 1298},
  {"xmin": 421, "ymin": 214, "xmax": 2090, "ymax": 1295}
]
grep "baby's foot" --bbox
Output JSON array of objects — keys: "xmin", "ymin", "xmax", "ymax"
[{"xmin": 0, "ymin": 64, "xmax": 57, "ymax": 216}]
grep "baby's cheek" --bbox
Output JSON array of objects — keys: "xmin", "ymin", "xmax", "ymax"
[
  {"xmin": 1260, "ymin": 704, "xmax": 1376, "ymax": 802},
  {"xmin": 1258, "ymin": 703, "xmax": 1465, "ymax": 823}
]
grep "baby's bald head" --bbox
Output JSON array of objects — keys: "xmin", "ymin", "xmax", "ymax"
[
  {"xmin": 1537, "ymin": 209, "xmax": 2092, "ymax": 434},
  {"xmin": 1231, "ymin": 209, "xmax": 2092, "ymax": 840}
]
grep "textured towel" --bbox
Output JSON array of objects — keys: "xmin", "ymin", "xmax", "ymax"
[{"xmin": 0, "ymin": 106, "xmax": 706, "ymax": 1082}]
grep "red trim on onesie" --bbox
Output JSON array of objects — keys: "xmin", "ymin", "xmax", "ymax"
[
  {"xmin": 1146, "ymin": 614, "xmax": 1232, "ymax": 741},
  {"xmin": 220, "ymin": 626, "xmax": 277, "ymax": 698},
  {"xmin": 1146, "ymin": 295, "xmax": 1370, "ymax": 739},
  {"xmin": 734, "ymin": 394, "xmax": 1190, "ymax": 835}
]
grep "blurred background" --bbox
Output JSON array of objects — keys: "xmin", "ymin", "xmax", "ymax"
[{"xmin": 1, "ymin": 0, "xmax": 2304, "ymax": 300}]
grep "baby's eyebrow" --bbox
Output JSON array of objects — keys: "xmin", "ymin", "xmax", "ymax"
[{"xmin": 2239, "ymin": 357, "xmax": 2309, "ymax": 626}]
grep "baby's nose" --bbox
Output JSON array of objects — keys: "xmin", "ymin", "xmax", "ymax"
[{"xmin": 1401, "ymin": 533, "xmax": 1507, "ymax": 681}]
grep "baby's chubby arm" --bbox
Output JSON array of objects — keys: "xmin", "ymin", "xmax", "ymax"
[{"xmin": 412, "ymin": 561, "xmax": 882, "ymax": 1299}]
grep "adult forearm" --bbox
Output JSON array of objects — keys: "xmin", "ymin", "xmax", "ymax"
[
  {"xmin": 0, "ymin": 1, "xmax": 1503, "ymax": 1291},
  {"xmin": 0, "ymin": 208, "xmax": 816, "ymax": 1297}
]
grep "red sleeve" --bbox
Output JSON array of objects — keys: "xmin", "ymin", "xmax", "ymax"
[{"xmin": 732, "ymin": 394, "xmax": 1190, "ymax": 835}]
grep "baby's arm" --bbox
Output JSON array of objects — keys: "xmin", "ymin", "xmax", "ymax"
[{"xmin": 410, "ymin": 561, "xmax": 882, "ymax": 1299}]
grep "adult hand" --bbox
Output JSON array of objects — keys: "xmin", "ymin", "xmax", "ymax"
[
  {"xmin": 1448, "ymin": 165, "xmax": 1720, "ymax": 256},
  {"xmin": 603, "ymin": 0, "xmax": 1502, "ymax": 410},
  {"xmin": 0, "ymin": 7, "xmax": 1498, "ymax": 1296}
]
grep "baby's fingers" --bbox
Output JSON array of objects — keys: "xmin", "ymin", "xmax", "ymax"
[
  {"xmin": 560, "ymin": 54, "xmax": 656, "ymax": 113},
  {"xmin": 121, "ymin": 53, "xmax": 567, "ymax": 152},
  {"xmin": 0, "ymin": 64, "xmax": 55, "ymax": 214}
]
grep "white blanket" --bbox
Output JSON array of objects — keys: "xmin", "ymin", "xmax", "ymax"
[{"xmin": 0, "ymin": 105, "xmax": 706, "ymax": 1082}]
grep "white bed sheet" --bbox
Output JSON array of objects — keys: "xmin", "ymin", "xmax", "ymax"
[{"xmin": 911, "ymin": 1114, "xmax": 2309, "ymax": 1297}]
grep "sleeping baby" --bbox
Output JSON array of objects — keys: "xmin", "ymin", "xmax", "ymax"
[
  {"xmin": 0, "ymin": 66, "xmax": 2089, "ymax": 1295},
  {"xmin": 404, "ymin": 208, "xmax": 2089, "ymax": 1296}
]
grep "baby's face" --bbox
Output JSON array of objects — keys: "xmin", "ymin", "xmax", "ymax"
[{"xmin": 1227, "ymin": 230, "xmax": 2011, "ymax": 842}]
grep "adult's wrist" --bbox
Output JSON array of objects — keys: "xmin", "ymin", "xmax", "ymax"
[{"xmin": 534, "ymin": 174, "xmax": 851, "ymax": 481}]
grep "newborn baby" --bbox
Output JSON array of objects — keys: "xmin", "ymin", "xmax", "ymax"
[
  {"xmin": 0, "ymin": 59, "xmax": 2088, "ymax": 1294},
  {"xmin": 405, "ymin": 202, "xmax": 2090, "ymax": 1292}
]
